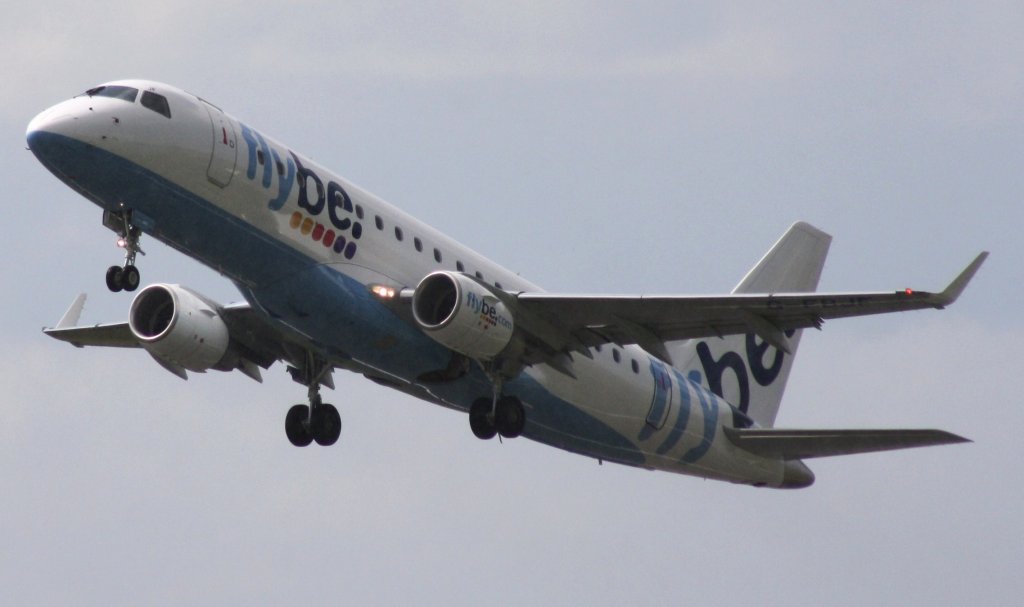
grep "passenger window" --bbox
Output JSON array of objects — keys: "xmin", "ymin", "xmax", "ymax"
[
  {"xmin": 475, "ymin": 271, "xmax": 483, "ymax": 280},
  {"xmin": 495, "ymin": 282, "xmax": 502, "ymax": 289},
  {"xmin": 414, "ymin": 237, "xmax": 423, "ymax": 252},
  {"xmin": 433, "ymin": 248, "xmax": 442, "ymax": 263},
  {"xmin": 394, "ymin": 227, "xmax": 404, "ymax": 241},
  {"xmin": 631, "ymin": 359, "xmax": 639, "ymax": 373},
  {"xmin": 355, "ymin": 204, "xmax": 364, "ymax": 219},
  {"xmin": 141, "ymin": 91, "xmax": 171, "ymax": 118},
  {"xmin": 375, "ymin": 215, "xmax": 383, "ymax": 230},
  {"xmin": 613, "ymin": 349, "xmax": 621, "ymax": 363},
  {"xmin": 456, "ymin": 261, "xmax": 465, "ymax": 272}
]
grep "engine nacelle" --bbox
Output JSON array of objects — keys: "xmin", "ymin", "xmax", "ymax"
[
  {"xmin": 412, "ymin": 271, "xmax": 514, "ymax": 360},
  {"xmin": 129, "ymin": 284, "xmax": 230, "ymax": 372}
]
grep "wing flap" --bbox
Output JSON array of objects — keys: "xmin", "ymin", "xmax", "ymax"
[{"xmin": 724, "ymin": 427, "xmax": 971, "ymax": 459}]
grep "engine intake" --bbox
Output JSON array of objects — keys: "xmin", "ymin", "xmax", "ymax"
[
  {"xmin": 129, "ymin": 284, "xmax": 230, "ymax": 372},
  {"xmin": 412, "ymin": 272, "xmax": 514, "ymax": 360}
]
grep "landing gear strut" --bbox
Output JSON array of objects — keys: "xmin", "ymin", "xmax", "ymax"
[
  {"xmin": 284, "ymin": 356, "xmax": 341, "ymax": 447},
  {"xmin": 103, "ymin": 207, "xmax": 144, "ymax": 293}
]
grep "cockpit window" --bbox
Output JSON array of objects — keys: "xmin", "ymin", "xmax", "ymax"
[
  {"xmin": 84, "ymin": 85, "xmax": 139, "ymax": 102},
  {"xmin": 141, "ymin": 91, "xmax": 171, "ymax": 119}
]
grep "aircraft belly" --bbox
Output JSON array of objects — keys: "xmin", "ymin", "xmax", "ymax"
[{"xmin": 34, "ymin": 129, "xmax": 787, "ymax": 484}]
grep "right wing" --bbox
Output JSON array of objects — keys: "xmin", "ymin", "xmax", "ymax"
[
  {"xmin": 43, "ymin": 293, "xmax": 138, "ymax": 348},
  {"xmin": 43, "ymin": 295, "xmax": 288, "ymax": 381}
]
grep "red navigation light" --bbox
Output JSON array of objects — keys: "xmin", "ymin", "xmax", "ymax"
[{"xmin": 905, "ymin": 288, "xmax": 914, "ymax": 295}]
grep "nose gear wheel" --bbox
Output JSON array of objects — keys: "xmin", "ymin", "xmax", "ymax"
[{"xmin": 102, "ymin": 207, "xmax": 145, "ymax": 292}]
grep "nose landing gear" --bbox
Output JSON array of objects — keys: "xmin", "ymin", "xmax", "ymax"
[{"xmin": 102, "ymin": 208, "xmax": 144, "ymax": 293}]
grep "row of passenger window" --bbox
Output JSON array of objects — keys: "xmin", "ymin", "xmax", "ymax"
[
  {"xmin": 363, "ymin": 205, "xmax": 643, "ymax": 372},
  {"xmin": 245, "ymin": 143, "xmax": 502, "ymax": 288},
  {"xmin": 372, "ymin": 211, "xmax": 503, "ymax": 289}
]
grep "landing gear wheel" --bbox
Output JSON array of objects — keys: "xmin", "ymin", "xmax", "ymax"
[
  {"xmin": 313, "ymin": 403, "xmax": 342, "ymax": 446},
  {"xmin": 122, "ymin": 265, "xmax": 140, "ymax": 292},
  {"xmin": 469, "ymin": 398, "xmax": 497, "ymax": 440},
  {"xmin": 102, "ymin": 208, "xmax": 146, "ymax": 293},
  {"xmin": 285, "ymin": 404, "xmax": 313, "ymax": 447},
  {"xmin": 105, "ymin": 265, "xmax": 124, "ymax": 292},
  {"xmin": 495, "ymin": 396, "xmax": 525, "ymax": 439}
]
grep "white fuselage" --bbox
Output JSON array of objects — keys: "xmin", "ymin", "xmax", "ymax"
[{"xmin": 28, "ymin": 80, "xmax": 804, "ymax": 488}]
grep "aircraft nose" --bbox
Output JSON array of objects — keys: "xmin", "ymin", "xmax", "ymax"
[
  {"xmin": 26, "ymin": 102, "xmax": 84, "ymax": 171},
  {"xmin": 27, "ymin": 105, "xmax": 77, "ymax": 151}
]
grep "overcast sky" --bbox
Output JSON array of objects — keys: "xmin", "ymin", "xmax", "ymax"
[{"xmin": 2, "ymin": 2, "xmax": 1021, "ymax": 605}]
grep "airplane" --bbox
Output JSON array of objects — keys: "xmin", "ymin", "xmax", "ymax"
[{"xmin": 27, "ymin": 79, "xmax": 986, "ymax": 489}]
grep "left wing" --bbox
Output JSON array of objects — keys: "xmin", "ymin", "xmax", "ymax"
[{"xmin": 510, "ymin": 252, "xmax": 987, "ymax": 363}]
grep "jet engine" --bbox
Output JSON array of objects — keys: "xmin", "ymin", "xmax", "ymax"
[
  {"xmin": 412, "ymin": 271, "xmax": 514, "ymax": 360},
  {"xmin": 129, "ymin": 284, "xmax": 231, "ymax": 372}
]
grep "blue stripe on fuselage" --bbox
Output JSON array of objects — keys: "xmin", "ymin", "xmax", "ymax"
[{"xmin": 32, "ymin": 131, "xmax": 645, "ymax": 467}]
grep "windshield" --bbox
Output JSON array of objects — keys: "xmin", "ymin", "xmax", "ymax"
[
  {"xmin": 83, "ymin": 85, "xmax": 139, "ymax": 102},
  {"xmin": 140, "ymin": 90, "xmax": 171, "ymax": 118}
]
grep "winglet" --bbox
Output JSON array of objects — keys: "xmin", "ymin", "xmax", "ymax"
[
  {"xmin": 935, "ymin": 252, "xmax": 989, "ymax": 307},
  {"xmin": 54, "ymin": 293, "xmax": 87, "ymax": 329}
]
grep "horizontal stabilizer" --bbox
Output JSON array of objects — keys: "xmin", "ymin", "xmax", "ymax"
[{"xmin": 725, "ymin": 428, "xmax": 970, "ymax": 459}]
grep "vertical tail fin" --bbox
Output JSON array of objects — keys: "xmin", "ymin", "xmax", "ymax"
[{"xmin": 666, "ymin": 222, "xmax": 831, "ymax": 428}]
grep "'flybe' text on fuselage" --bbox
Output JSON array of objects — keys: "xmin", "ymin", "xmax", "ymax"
[{"xmin": 240, "ymin": 123, "xmax": 362, "ymax": 259}]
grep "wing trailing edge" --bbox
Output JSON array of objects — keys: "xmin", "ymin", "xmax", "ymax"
[{"xmin": 724, "ymin": 427, "xmax": 970, "ymax": 460}]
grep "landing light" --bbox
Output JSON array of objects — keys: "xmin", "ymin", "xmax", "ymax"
[
  {"xmin": 370, "ymin": 284, "xmax": 397, "ymax": 300},
  {"xmin": 117, "ymin": 238, "xmax": 127, "ymax": 249}
]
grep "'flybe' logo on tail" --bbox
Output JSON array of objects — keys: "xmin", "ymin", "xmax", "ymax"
[
  {"xmin": 240, "ymin": 123, "xmax": 362, "ymax": 259},
  {"xmin": 696, "ymin": 332, "xmax": 791, "ymax": 422}
]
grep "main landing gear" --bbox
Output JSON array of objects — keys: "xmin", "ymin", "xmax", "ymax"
[
  {"xmin": 284, "ymin": 356, "xmax": 342, "ymax": 447},
  {"xmin": 468, "ymin": 374, "xmax": 526, "ymax": 440},
  {"xmin": 285, "ymin": 394, "xmax": 342, "ymax": 447},
  {"xmin": 102, "ymin": 208, "xmax": 144, "ymax": 293}
]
